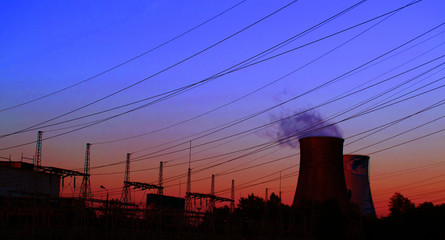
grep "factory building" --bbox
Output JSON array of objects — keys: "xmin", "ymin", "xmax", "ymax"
[
  {"xmin": 146, "ymin": 193, "xmax": 185, "ymax": 210},
  {"xmin": 0, "ymin": 161, "xmax": 60, "ymax": 197}
]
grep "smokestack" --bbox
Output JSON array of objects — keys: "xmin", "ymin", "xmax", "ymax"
[
  {"xmin": 343, "ymin": 155, "xmax": 376, "ymax": 216},
  {"xmin": 293, "ymin": 137, "xmax": 348, "ymax": 210}
]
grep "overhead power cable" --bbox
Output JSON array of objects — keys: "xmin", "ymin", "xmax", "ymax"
[
  {"xmin": 367, "ymin": 126, "xmax": 445, "ymax": 156},
  {"xmin": 296, "ymin": 66, "xmax": 445, "ymax": 139},
  {"xmin": 2, "ymin": 0, "xmax": 366, "ymax": 139},
  {"xmin": 73, "ymin": 53, "xmax": 445, "ymax": 172},
  {"xmin": 0, "ymin": 0, "xmax": 248, "ymax": 113},
  {"xmin": 6, "ymin": 0, "xmax": 300, "ymax": 136},
  {"xmin": 92, "ymin": 92, "xmax": 445, "ymax": 179},
  {"xmin": 346, "ymin": 96, "xmax": 445, "ymax": 146},
  {"xmin": 0, "ymin": 2, "xmax": 429, "ymax": 155},
  {"xmin": 91, "ymin": 1, "xmax": 396, "ymax": 146},
  {"xmin": 156, "ymin": 85, "xmax": 438, "ymax": 185},
  {"xmin": 120, "ymin": 41, "xmax": 445, "ymax": 159},
  {"xmin": 372, "ymin": 161, "xmax": 445, "ymax": 180},
  {"xmin": 0, "ymin": 1, "xmax": 423, "ymax": 154},
  {"xmin": 75, "ymin": 126, "xmax": 445, "ymax": 199}
]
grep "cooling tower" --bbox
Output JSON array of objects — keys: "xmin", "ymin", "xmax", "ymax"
[
  {"xmin": 343, "ymin": 155, "xmax": 376, "ymax": 216},
  {"xmin": 292, "ymin": 137, "xmax": 349, "ymax": 210}
]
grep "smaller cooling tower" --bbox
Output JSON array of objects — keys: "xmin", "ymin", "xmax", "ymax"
[
  {"xmin": 293, "ymin": 137, "xmax": 349, "ymax": 210},
  {"xmin": 343, "ymin": 155, "xmax": 376, "ymax": 216}
]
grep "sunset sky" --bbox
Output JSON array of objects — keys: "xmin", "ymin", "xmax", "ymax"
[{"xmin": 1, "ymin": 0, "xmax": 445, "ymax": 216}]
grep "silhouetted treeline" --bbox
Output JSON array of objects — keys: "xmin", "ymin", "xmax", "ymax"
[
  {"xmin": 375, "ymin": 192, "xmax": 445, "ymax": 240},
  {"xmin": 1, "ymin": 192, "xmax": 444, "ymax": 239},
  {"xmin": 207, "ymin": 192, "xmax": 445, "ymax": 239}
]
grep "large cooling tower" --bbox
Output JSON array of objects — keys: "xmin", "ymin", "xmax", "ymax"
[
  {"xmin": 293, "ymin": 137, "xmax": 349, "ymax": 210},
  {"xmin": 343, "ymin": 155, "xmax": 376, "ymax": 216}
]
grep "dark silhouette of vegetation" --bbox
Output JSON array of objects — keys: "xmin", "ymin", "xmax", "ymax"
[
  {"xmin": 377, "ymin": 192, "xmax": 445, "ymax": 240},
  {"xmin": 389, "ymin": 192, "xmax": 415, "ymax": 217},
  {"xmin": 1, "ymin": 192, "xmax": 445, "ymax": 239}
]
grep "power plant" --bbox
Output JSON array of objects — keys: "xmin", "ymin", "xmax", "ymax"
[
  {"xmin": 292, "ymin": 136, "xmax": 349, "ymax": 210},
  {"xmin": 0, "ymin": 130, "xmax": 440, "ymax": 238},
  {"xmin": 343, "ymin": 154, "xmax": 376, "ymax": 216},
  {"xmin": 292, "ymin": 136, "xmax": 377, "ymax": 217}
]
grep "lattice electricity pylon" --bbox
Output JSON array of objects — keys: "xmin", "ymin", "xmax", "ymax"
[
  {"xmin": 36, "ymin": 165, "xmax": 85, "ymax": 189},
  {"xmin": 121, "ymin": 153, "xmax": 132, "ymax": 204},
  {"xmin": 230, "ymin": 179, "xmax": 235, "ymax": 212},
  {"xmin": 124, "ymin": 181, "xmax": 163, "ymax": 191},
  {"xmin": 33, "ymin": 131, "xmax": 43, "ymax": 169},
  {"xmin": 185, "ymin": 167, "xmax": 192, "ymax": 212},
  {"xmin": 79, "ymin": 143, "xmax": 92, "ymax": 199},
  {"xmin": 209, "ymin": 174, "xmax": 215, "ymax": 213},
  {"xmin": 158, "ymin": 161, "xmax": 163, "ymax": 195},
  {"xmin": 186, "ymin": 192, "xmax": 234, "ymax": 212}
]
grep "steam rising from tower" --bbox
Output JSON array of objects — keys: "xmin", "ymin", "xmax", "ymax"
[{"xmin": 269, "ymin": 110, "xmax": 342, "ymax": 148}]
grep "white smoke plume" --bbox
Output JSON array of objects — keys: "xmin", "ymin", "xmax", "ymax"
[{"xmin": 269, "ymin": 109, "xmax": 343, "ymax": 148}]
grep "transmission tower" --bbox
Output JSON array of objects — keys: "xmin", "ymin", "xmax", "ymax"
[
  {"xmin": 79, "ymin": 143, "xmax": 92, "ymax": 199},
  {"xmin": 185, "ymin": 142, "xmax": 192, "ymax": 212},
  {"xmin": 185, "ymin": 168, "xmax": 191, "ymax": 211},
  {"xmin": 209, "ymin": 174, "xmax": 215, "ymax": 213},
  {"xmin": 121, "ymin": 153, "xmax": 131, "ymax": 204},
  {"xmin": 158, "ymin": 161, "xmax": 163, "ymax": 195},
  {"xmin": 230, "ymin": 179, "xmax": 235, "ymax": 213},
  {"xmin": 33, "ymin": 131, "xmax": 43, "ymax": 169}
]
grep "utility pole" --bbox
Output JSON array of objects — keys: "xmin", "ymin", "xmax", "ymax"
[
  {"xmin": 79, "ymin": 143, "xmax": 92, "ymax": 199},
  {"xmin": 121, "ymin": 153, "xmax": 131, "ymax": 204},
  {"xmin": 265, "ymin": 188, "xmax": 269, "ymax": 202},
  {"xmin": 279, "ymin": 171, "xmax": 282, "ymax": 203},
  {"xmin": 33, "ymin": 131, "xmax": 43, "ymax": 169},
  {"xmin": 179, "ymin": 179, "xmax": 181, "ymax": 198},
  {"xmin": 158, "ymin": 161, "xmax": 163, "ymax": 195}
]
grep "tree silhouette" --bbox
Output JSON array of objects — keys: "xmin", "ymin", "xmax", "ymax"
[
  {"xmin": 237, "ymin": 194, "xmax": 264, "ymax": 221},
  {"xmin": 388, "ymin": 192, "xmax": 414, "ymax": 217}
]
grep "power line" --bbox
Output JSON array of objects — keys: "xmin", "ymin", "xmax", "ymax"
[
  {"xmin": 1, "ymin": 0, "xmax": 365, "ymax": 139},
  {"xmin": 0, "ymin": 0, "xmax": 420, "ymax": 144},
  {"xmin": 4, "ymin": 0, "xmax": 300, "ymax": 137},
  {"xmin": 74, "ymin": 53, "xmax": 445, "ymax": 173},
  {"xmin": 0, "ymin": 0, "xmax": 248, "ymax": 113},
  {"xmin": 90, "ymin": 0, "xmax": 397, "ymax": 146}
]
